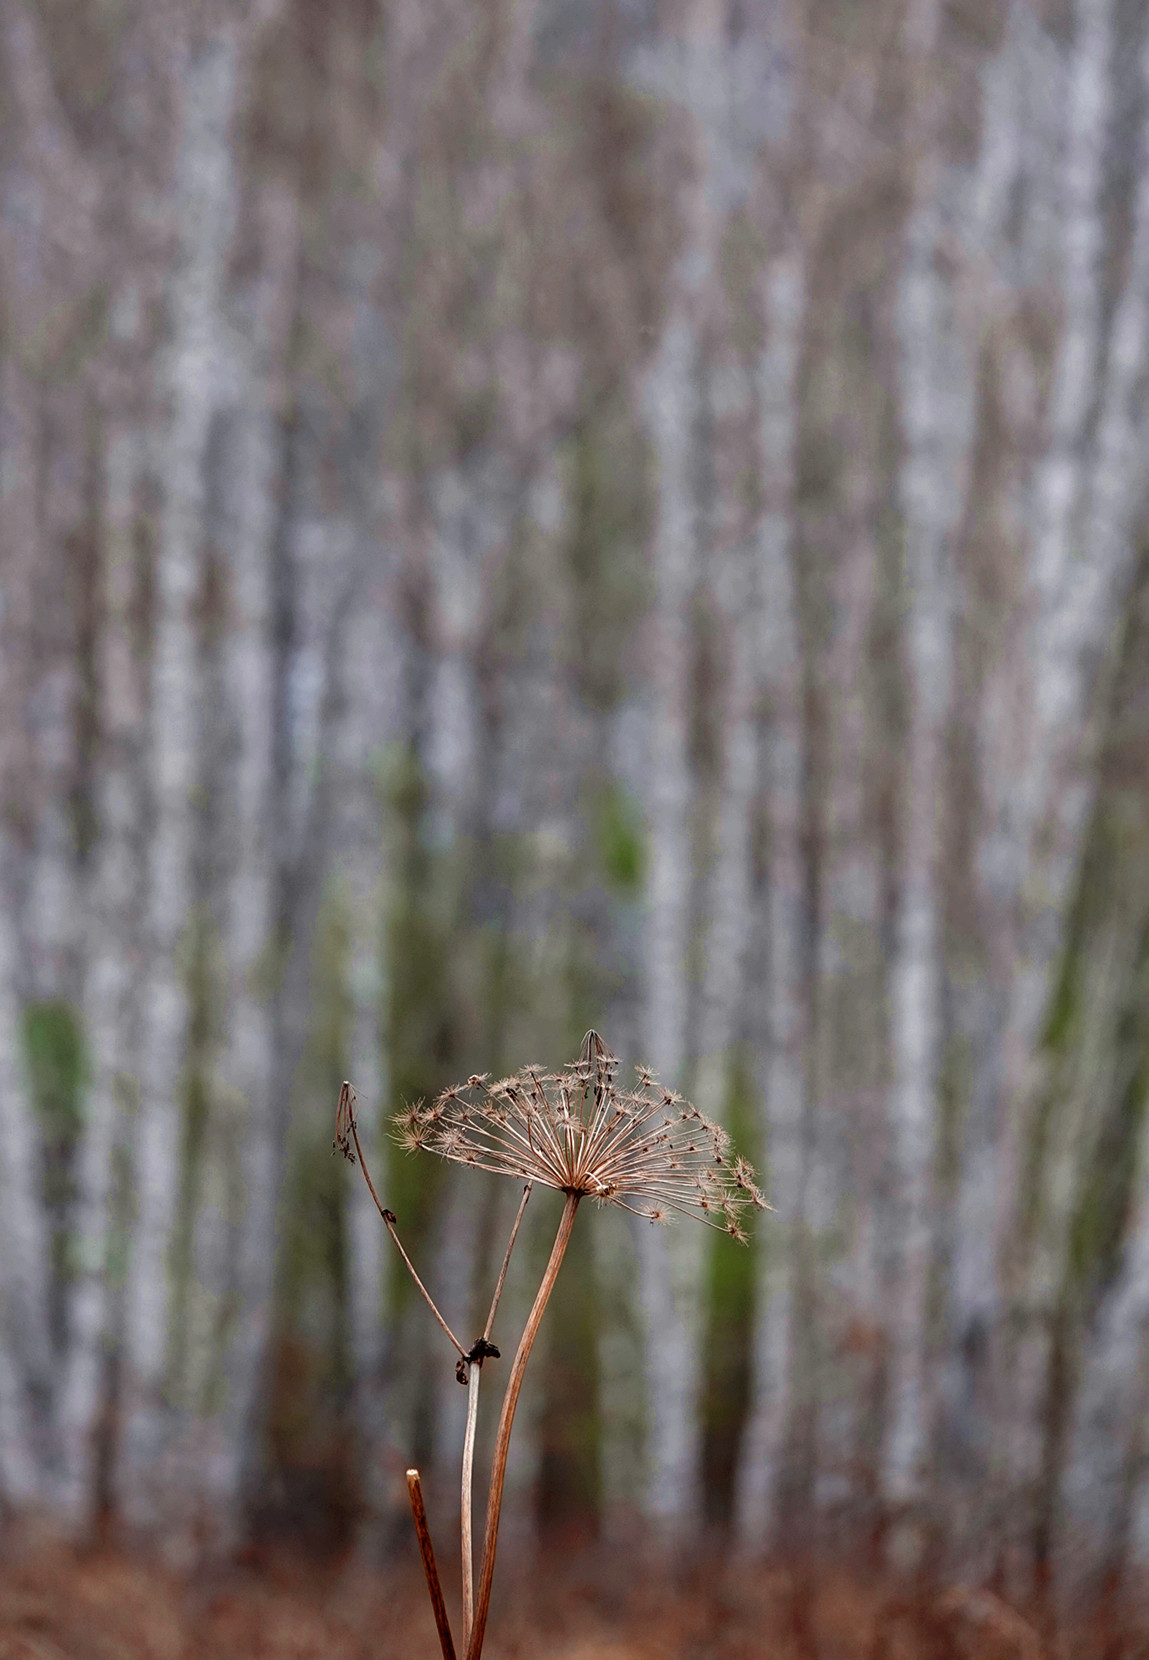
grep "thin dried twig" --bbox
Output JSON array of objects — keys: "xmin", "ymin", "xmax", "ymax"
[
  {"xmin": 484, "ymin": 1181, "xmax": 532, "ymax": 1341},
  {"xmin": 406, "ymin": 1468, "xmax": 457, "ymax": 1660},
  {"xmin": 335, "ymin": 1081, "xmax": 467, "ymax": 1359}
]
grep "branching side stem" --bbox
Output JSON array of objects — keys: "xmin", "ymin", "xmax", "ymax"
[{"xmin": 339, "ymin": 1082, "xmax": 466, "ymax": 1358}]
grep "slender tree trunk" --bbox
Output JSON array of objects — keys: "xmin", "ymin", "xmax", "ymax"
[
  {"xmin": 118, "ymin": 29, "xmax": 241, "ymax": 1529},
  {"xmin": 198, "ymin": 179, "xmax": 302, "ymax": 1540},
  {"xmin": 693, "ymin": 358, "xmax": 762, "ymax": 1107},
  {"xmin": 989, "ymin": 0, "xmax": 1149, "ymax": 1577},
  {"xmin": 735, "ymin": 251, "xmax": 806, "ymax": 1548},
  {"xmin": 0, "ymin": 360, "xmax": 54, "ymax": 1502},
  {"xmin": 339, "ymin": 590, "xmax": 398, "ymax": 1537},
  {"xmin": 59, "ymin": 428, "xmax": 147, "ymax": 1526},
  {"xmin": 685, "ymin": 354, "xmax": 765, "ymax": 1528},
  {"xmin": 1024, "ymin": 20, "xmax": 1149, "ymax": 1581},
  {"xmin": 884, "ymin": 0, "xmax": 975, "ymax": 1519},
  {"xmin": 639, "ymin": 309, "xmax": 700, "ymax": 1535}
]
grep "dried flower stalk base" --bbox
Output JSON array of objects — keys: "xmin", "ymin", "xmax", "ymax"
[
  {"xmin": 406, "ymin": 1468, "xmax": 457, "ymax": 1660},
  {"xmin": 336, "ymin": 1033, "xmax": 767, "ymax": 1660}
]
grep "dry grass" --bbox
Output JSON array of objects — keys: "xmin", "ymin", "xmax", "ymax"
[{"xmin": 0, "ymin": 1535, "xmax": 1142, "ymax": 1660}]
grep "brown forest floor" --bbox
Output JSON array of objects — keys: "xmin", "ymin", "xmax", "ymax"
[{"xmin": 0, "ymin": 1535, "xmax": 1143, "ymax": 1660}]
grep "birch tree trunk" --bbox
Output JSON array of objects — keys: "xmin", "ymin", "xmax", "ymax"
[
  {"xmin": 118, "ymin": 28, "xmax": 241, "ymax": 1528},
  {"xmin": 884, "ymin": 0, "xmax": 975, "ymax": 1523},
  {"xmin": 59, "ymin": 428, "xmax": 147, "ymax": 1526},
  {"xmin": 337, "ymin": 585, "xmax": 397, "ymax": 1536},
  {"xmin": 989, "ymin": 0, "xmax": 1149, "ymax": 1578},
  {"xmin": 0, "ymin": 373, "xmax": 54, "ymax": 1506},
  {"xmin": 1014, "ymin": 19, "xmax": 1149, "ymax": 1580},
  {"xmin": 693, "ymin": 358, "xmax": 762, "ymax": 1117},
  {"xmin": 638, "ymin": 309, "xmax": 700, "ymax": 1535},
  {"xmin": 943, "ymin": 4, "xmax": 1052, "ymax": 1559},
  {"xmin": 202, "ymin": 179, "xmax": 301, "ymax": 1537},
  {"xmin": 735, "ymin": 250, "xmax": 806, "ymax": 1548}
]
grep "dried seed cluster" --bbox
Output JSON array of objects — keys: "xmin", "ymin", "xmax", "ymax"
[{"xmin": 394, "ymin": 1040, "xmax": 767, "ymax": 1241}]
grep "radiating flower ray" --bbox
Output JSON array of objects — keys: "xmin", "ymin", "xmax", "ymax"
[{"xmin": 393, "ymin": 1038, "xmax": 768, "ymax": 1242}]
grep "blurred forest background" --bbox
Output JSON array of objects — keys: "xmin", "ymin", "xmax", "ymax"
[{"xmin": 5, "ymin": 0, "xmax": 1149, "ymax": 1646}]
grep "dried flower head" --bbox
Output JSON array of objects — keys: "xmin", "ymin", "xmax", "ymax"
[{"xmin": 394, "ymin": 1032, "xmax": 768, "ymax": 1241}]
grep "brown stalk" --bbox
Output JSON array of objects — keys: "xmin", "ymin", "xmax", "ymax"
[
  {"xmin": 461, "ymin": 1181, "xmax": 532, "ymax": 1646},
  {"xmin": 337, "ymin": 1082, "xmax": 467, "ymax": 1358},
  {"xmin": 466, "ymin": 1190, "xmax": 580, "ymax": 1660},
  {"xmin": 460, "ymin": 1363, "xmax": 482, "ymax": 1646},
  {"xmin": 484, "ymin": 1181, "xmax": 532, "ymax": 1345},
  {"xmin": 406, "ymin": 1468, "xmax": 457, "ymax": 1660}
]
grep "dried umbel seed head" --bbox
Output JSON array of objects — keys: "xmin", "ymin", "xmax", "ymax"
[{"xmin": 394, "ymin": 1032, "xmax": 769, "ymax": 1239}]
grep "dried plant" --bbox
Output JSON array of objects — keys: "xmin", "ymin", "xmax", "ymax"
[
  {"xmin": 336, "ymin": 1032, "xmax": 767, "ymax": 1660},
  {"xmin": 395, "ymin": 1035, "xmax": 765, "ymax": 1240}
]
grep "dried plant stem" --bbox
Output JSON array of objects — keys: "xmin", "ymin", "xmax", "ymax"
[
  {"xmin": 342, "ymin": 1085, "xmax": 466, "ymax": 1358},
  {"xmin": 407, "ymin": 1468, "xmax": 458, "ymax": 1660},
  {"xmin": 466, "ymin": 1191, "xmax": 580, "ymax": 1660},
  {"xmin": 461, "ymin": 1182, "xmax": 532, "ymax": 1645},
  {"xmin": 460, "ymin": 1361, "xmax": 482, "ymax": 1646},
  {"xmin": 484, "ymin": 1182, "xmax": 532, "ymax": 1342}
]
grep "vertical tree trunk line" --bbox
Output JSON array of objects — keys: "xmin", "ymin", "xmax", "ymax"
[
  {"xmin": 118, "ymin": 28, "xmax": 242, "ymax": 1528},
  {"xmin": 735, "ymin": 249, "xmax": 806, "ymax": 1548}
]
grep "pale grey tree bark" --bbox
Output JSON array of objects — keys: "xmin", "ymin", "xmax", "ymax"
[
  {"xmin": 885, "ymin": 1, "xmax": 977, "ymax": 1517},
  {"xmin": 1027, "ymin": 19, "xmax": 1149, "ymax": 1582},
  {"xmin": 0, "ymin": 368, "xmax": 55, "ymax": 1506},
  {"xmin": 638, "ymin": 309, "xmax": 701, "ymax": 1534},
  {"xmin": 693, "ymin": 359, "xmax": 763, "ymax": 1113},
  {"xmin": 945, "ymin": 5, "xmax": 1053, "ymax": 1530},
  {"xmin": 735, "ymin": 250, "xmax": 806, "ymax": 1547},
  {"xmin": 990, "ymin": 0, "xmax": 1149, "ymax": 1568},
  {"xmin": 118, "ymin": 28, "xmax": 241, "ymax": 1528},
  {"xmin": 196, "ymin": 179, "xmax": 302, "ymax": 1537},
  {"xmin": 59, "ymin": 428, "xmax": 147, "ymax": 1525},
  {"xmin": 337, "ymin": 585, "xmax": 398, "ymax": 1532}
]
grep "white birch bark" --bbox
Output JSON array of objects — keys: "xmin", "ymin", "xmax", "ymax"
[
  {"xmin": 672, "ymin": 361, "xmax": 764, "ymax": 1532},
  {"xmin": 0, "ymin": 906, "xmax": 49, "ymax": 1503},
  {"xmin": 694, "ymin": 362, "xmax": 762, "ymax": 1110},
  {"xmin": 118, "ymin": 30, "xmax": 240, "ymax": 1528},
  {"xmin": 58, "ymin": 429, "xmax": 146, "ymax": 1524},
  {"xmin": 0, "ymin": 0, "xmax": 102, "ymax": 1496},
  {"xmin": 0, "ymin": 368, "xmax": 54, "ymax": 1503},
  {"xmin": 1042, "ymin": 26, "xmax": 1149, "ymax": 1580},
  {"xmin": 988, "ymin": 0, "xmax": 1149, "ymax": 1549},
  {"xmin": 885, "ymin": 9, "xmax": 978, "ymax": 1510},
  {"xmin": 945, "ymin": 4, "xmax": 1055, "ymax": 1505},
  {"xmin": 809, "ymin": 484, "xmax": 886, "ymax": 1522},
  {"xmin": 340, "ymin": 672, "xmax": 392, "ymax": 1532},
  {"xmin": 333, "ymin": 539, "xmax": 403, "ymax": 1527},
  {"xmin": 193, "ymin": 181, "xmax": 301, "ymax": 1535},
  {"xmin": 638, "ymin": 310, "xmax": 700, "ymax": 1533},
  {"xmin": 424, "ymin": 461, "xmax": 510, "ymax": 843},
  {"xmin": 1056, "ymin": 1106, "xmax": 1149, "ymax": 1597},
  {"xmin": 734, "ymin": 251, "xmax": 806, "ymax": 1547}
]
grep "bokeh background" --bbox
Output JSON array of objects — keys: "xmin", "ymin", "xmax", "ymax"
[{"xmin": 4, "ymin": 0, "xmax": 1149, "ymax": 1649}]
